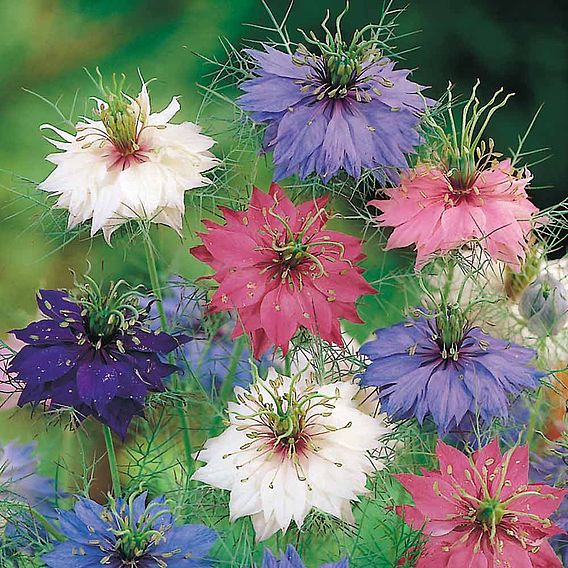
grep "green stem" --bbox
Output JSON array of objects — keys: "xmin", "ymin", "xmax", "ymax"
[
  {"xmin": 30, "ymin": 509, "xmax": 65, "ymax": 542},
  {"xmin": 103, "ymin": 425, "xmax": 121, "ymax": 497},
  {"xmin": 219, "ymin": 336, "xmax": 245, "ymax": 402},
  {"xmin": 143, "ymin": 234, "xmax": 194, "ymax": 479}
]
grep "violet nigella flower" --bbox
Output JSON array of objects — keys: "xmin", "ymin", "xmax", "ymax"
[
  {"xmin": 7, "ymin": 279, "xmax": 189, "ymax": 438},
  {"xmin": 358, "ymin": 306, "xmax": 544, "ymax": 434},
  {"xmin": 238, "ymin": 6, "xmax": 431, "ymax": 182},
  {"xmin": 148, "ymin": 278, "xmax": 275, "ymax": 394},
  {"xmin": 0, "ymin": 442, "xmax": 54, "ymax": 515},
  {"xmin": 43, "ymin": 492, "xmax": 217, "ymax": 567},
  {"xmin": 262, "ymin": 545, "xmax": 348, "ymax": 568}
]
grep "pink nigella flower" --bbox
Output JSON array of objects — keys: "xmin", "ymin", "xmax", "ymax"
[
  {"xmin": 371, "ymin": 83, "xmax": 541, "ymax": 271},
  {"xmin": 396, "ymin": 439, "xmax": 567, "ymax": 567},
  {"xmin": 191, "ymin": 183, "xmax": 375, "ymax": 357},
  {"xmin": 371, "ymin": 159, "xmax": 538, "ymax": 270}
]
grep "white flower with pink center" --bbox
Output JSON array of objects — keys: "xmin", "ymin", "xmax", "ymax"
[
  {"xmin": 192, "ymin": 369, "xmax": 389, "ymax": 542},
  {"xmin": 39, "ymin": 78, "xmax": 219, "ymax": 241}
]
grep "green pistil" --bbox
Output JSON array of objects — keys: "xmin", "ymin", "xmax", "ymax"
[
  {"xmin": 280, "ymin": 240, "xmax": 309, "ymax": 268},
  {"xmin": 436, "ymin": 304, "xmax": 468, "ymax": 360},
  {"xmin": 326, "ymin": 50, "xmax": 361, "ymax": 90},
  {"xmin": 446, "ymin": 153, "xmax": 478, "ymax": 192},
  {"xmin": 93, "ymin": 71, "xmax": 141, "ymax": 156},
  {"xmin": 73, "ymin": 277, "xmax": 143, "ymax": 347},
  {"xmin": 476, "ymin": 497, "xmax": 506, "ymax": 528},
  {"xmin": 295, "ymin": 3, "xmax": 384, "ymax": 99}
]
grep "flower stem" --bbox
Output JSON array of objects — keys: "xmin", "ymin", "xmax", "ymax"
[
  {"xmin": 30, "ymin": 509, "xmax": 65, "ymax": 542},
  {"xmin": 103, "ymin": 425, "xmax": 121, "ymax": 497},
  {"xmin": 143, "ymin": 234, "xmax": 195, "ymax": 479},
  {"xmin": 219, "ymin": 336, "xmax": 245, "ymax": 402}
]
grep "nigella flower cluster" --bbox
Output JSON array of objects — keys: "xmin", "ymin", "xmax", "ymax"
[
  {"xmin": 2, "ymin": 2, "xmax": 566, "ymax": 567},
  {"xmin": 371, "ymin": 83, "xmax": 539, "ymax": 270},
  {"xmin": 359, "ymin": 306, "xmax": 544, "ymax": 434},
  {"xmin": 8, "ymin": 279, "xmax": 189, "ymax": 438},
  {"xmin": 239, "ymin": 5, "xmax": 430, "ymax": 182},
  {"xmin": 192, "ymin": 183, "xmax": 375, "ymax": 357},
  {"xmin": 40, "ymin": 74, "xmax": 218, "ymax": 241},
  {"xmin": 397, "ymin": 439, "xmax": 567, "ymax": 567},
  {"xmin": 192, "ymin": 368, "xmax": 389, "ymax": 541},
  {"xmin": 43, "ymin": 492, "xmax": 217, "ymax": 567}
]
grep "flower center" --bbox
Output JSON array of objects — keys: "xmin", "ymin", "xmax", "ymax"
[
  {"xmin": 324, "ymin": 49, "xmax": 362, "ymax": 93},
  {"xmin": 293, "ymin": 4, "xmax": 385, "ymax": 100},
  {"xmin": 97, "ymin": 101, "xmax": 141, "ymax": 158},
  {"xmin": 435, "ymin": 304, "xmax": 468, "ymax": 360},
  {"xmin": 476, "ymin": 497, "xmax": 506, "ymax": 529},
  {"xmin": 73, "ymin": 278, "xmax": 143, "ymax": 348},
  {"xmin": 270, "ymin": 404, "xmax": 310, "ymax": 456},
  {"xmin": 278, "ymin": 240, "xmax": 310, "ymax": 269},
  {"xmin": 446, "ymin": 155, "xmax": 479, "ymax": 195},
  {"xmin": 76, "ymin": 73, "xmax": 152, "ymax": 170},
  {"xmin": 115, "ymin": 527, "xmax": 152, "ymax": 561}
]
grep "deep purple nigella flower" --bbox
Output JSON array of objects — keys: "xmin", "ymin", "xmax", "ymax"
[
  {"xmin": 358, "ymin": 307, "xmax": 545, "ymax": 434},
  {"xmin": 8, "ymin": 280, "xmax": 190, "ymax": 438},
  {"xmin": 262, "ymin": 545, "xmax": 348, "ymax": 568},
  {"xmin": 151, "ymin": 278, "xmax": 274, "ymax": 394},
  {"xmin": 238, "ymin": 8, "xmax": 431, "ymax": 183},
  {"xmin": 43, "ymin": 492, "xmax": 217, "ymax": 567}
]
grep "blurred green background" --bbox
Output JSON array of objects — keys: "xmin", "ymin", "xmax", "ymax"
[{"xmin": 0, "ymin": 0, "xmax": 566, "ymax": 331}]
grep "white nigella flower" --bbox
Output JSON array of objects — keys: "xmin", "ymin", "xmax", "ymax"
[
  {"xmin": 39, "ymin": 77, "xmax": 219, "ymax": 241},
  {"xmin": 191, "ymin": 369, "xmax": 389, "ymax": 542}
]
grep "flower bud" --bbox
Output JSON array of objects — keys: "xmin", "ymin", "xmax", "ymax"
[{"xmin": 519, "ymin": 274, "xmax": 568, "ymax": 337}]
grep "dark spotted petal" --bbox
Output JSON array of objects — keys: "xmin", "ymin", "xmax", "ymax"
[
  {"xmin": 9, "ymin": 344, "xmax": 85, "ymax": 384},
  {"xmin": 36, "ymin": 289, "xmax": 81, "ymax": 321},
  {"xmin": 11, "ymin": 319, "xmax": 78, "ymax": 346},
  {"xmin": 120, "ymin": 329, "xmax": 191, "ymax": 354}
]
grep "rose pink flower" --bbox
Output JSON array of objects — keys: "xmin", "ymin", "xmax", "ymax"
[
  {"xmin": 370, "ymin": 159, "xmax": 539, "ymax": 270},
  {"xmin": 396, "ymin": 439, "xmax": 567, "ymax": 567},
  {"xmin": 191, "ymin": 183, "xmax": 375, "ymax": 357}
]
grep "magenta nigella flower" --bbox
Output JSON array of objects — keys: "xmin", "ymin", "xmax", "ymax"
[
  {"xmin": 358, "ymin": 307, "xmax": 544, "ymax": 434},
  {"xmin": 7, "ymin": 280, "xmax": 189, "ymax": 438},
  {"xmin": 43, "ymin": 492, "xmax": 217, "ymax": 567},
  {"xmin": 191, "ymin": 183, "xmax": 375, "ymax": 357},
  {"xmin": 396, "ymin": 439, "xmax": 567, "ymax": 567},
  {"xmin": 238, "ymin": 6, "xmax": 431, "ymax": 182},
  {"xmin": 262, "ymin": 545, "xmax": 348, "ymax": 568}
]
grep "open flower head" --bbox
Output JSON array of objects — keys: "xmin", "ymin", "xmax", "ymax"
[
  {"xmin": 8, "ymin": 279, "xmax": 189, "ymax": 438},
  {"xmin": 239, "ymin": 5, "xmax": 430, "ymax": 182},
  {"xmin": 262, "ymin": 545, "xmax": 348, "ymax": 568},
  {"xmin": 359, "ymin": 306, "xmax": 544, "ymax": 434},
  {"xmin": 43, "ymin": 492, "xmax": 217, "ymax": 567},
  {"xmin": 397, "ymin": 439, "xmax": 567, "ymax": 567},
  {"xmin": 39, "ymin": 73, "xmax": 218, "ymax": 241},
  {"xmin": 192, "ymin": 368, "xmax": 388, "ymax": 541},
  {"xmin": 191, "ymin": 183, "xmax": 375, "ymax": 357},
  {"xmin": 370, "ymin": 83, "xmax": 539, "ymax": 270}
]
